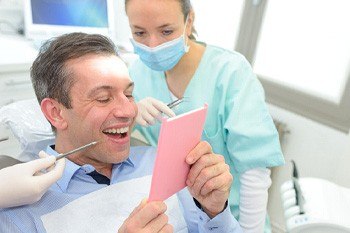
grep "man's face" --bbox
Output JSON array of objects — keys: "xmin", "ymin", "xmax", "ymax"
[{"xmin": 60, "ymin": 54, "xmax": 137, "ymax": 164}]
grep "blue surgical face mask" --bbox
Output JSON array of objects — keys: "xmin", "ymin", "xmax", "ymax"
[{"xmin": 130, "ymin": 18, "xmax": 190, "ymax": 71}]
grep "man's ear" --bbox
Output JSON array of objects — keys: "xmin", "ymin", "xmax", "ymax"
[{"xmin": 40, "ymin": 98, "xmax": 68, "ymax": 130}]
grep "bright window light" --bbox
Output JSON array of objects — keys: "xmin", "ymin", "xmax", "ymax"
[
  {"xmin": 254, "ymin": 0, "xmax": 350, "ymax": 104},
  {"xmin": 191, "ymin": 0, "xmax": 244, "ymax": 50}
]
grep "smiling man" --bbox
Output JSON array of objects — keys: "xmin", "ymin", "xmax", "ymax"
[
  {"xmin": 40, "ymin": 51, "xmax": 136, "ymax": 178},
  {"xmin": 0, "ymin": 33, "xmax": 242, "ymax": 233}
]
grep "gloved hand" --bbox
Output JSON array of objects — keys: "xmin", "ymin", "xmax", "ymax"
[
  {"xmin": 0, "ymin": 151, "xmax": 65, "ymax": 208},
  {"xmin": 136, "ymin": 97, "xmax": 176, "ymax": 127}
]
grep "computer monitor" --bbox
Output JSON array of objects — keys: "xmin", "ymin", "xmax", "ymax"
[{"xmin": 23, "ymin": 0, "xmax": 115, "ymax": 40}]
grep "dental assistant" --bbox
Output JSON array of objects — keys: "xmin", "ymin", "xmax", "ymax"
[
  {"xmin": 126, "ymin": 0, "xmax": 284, "ymax": 232},
  {"xmin": 0, "ymin": 151, "xmax": 65, "ymax": 208}
]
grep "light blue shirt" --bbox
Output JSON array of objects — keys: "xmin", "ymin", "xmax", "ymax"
[
  {"xmin": 0, "ymin": 146, "xmax": 242, "ymax": 233},
  {"xmin": 129, "ymin": 43, "xmax": 285, "ymax": 220}
]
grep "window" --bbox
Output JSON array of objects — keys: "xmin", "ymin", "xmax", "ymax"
[
  {"xmin": 224, "ymin": 0, "xmax": 350, "ymax": 132},
  {"xmin": 254, "ymin": 0, "xmax": 350, "ymax": 104},
  {"xmin": 191, "ymin": 0, "xmax": 245, "ymax": 50}
]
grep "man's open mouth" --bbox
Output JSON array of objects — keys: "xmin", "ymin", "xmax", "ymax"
[{"xmin": 102, "ymin": 127, "xmax": 129, "ymax": 139}]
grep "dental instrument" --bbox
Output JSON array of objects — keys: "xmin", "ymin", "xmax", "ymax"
[
  {"xmin": 56, "ymin": 141, "xmax": 99, "ymax": 160},
  {"xmin": 167, "ymin": 97, "xmax": 186, "ymax": 109}
]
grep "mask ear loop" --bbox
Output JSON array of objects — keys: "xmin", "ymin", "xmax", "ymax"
[{"xmin": 183, "ymin": 14, "xmax": 190, "ymax": 53}]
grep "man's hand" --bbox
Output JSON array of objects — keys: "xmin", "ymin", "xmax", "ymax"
[
  {"xmin": 118, "ymin": 199, "xmax": 173, "ymax": 233},
  {"xmin": 185, "ymin": 141, "xmax": 233, "ymax": 218}
]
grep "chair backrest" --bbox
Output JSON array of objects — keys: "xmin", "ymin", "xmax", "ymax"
[{"xmin": 0, "ymin": 155, "xmax": 22, "ymax": 169}]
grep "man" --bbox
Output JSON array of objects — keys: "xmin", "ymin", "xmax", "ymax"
[{"xmin": 0, "ymin": 33, "xmax": 242, "ymax": 233}]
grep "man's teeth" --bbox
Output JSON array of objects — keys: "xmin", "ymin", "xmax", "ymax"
[{"xmin": 104, "ymin": 127, "xmax": 129, "ymax": 134}]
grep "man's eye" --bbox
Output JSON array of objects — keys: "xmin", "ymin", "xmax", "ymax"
[
  {"xmin": 126, "ymin": 94, "xmax": 134, "ymax": 99},
  {"xmin": 97, "ymin": 98, "xmax": 111, "ymax": 103},
  {"xmin": 162, "ymin": 30, "xmax": 173, "ymax": 36}
]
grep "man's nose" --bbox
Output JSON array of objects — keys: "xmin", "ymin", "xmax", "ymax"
[{"xmin": 111, "ymin": 98, "xmax": 136, "ymax": 118}]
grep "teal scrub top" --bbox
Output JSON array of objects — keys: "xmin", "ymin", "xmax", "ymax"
[{"xmin": 129, "ymin": 44, "xmax": 285, "ymax": 220}]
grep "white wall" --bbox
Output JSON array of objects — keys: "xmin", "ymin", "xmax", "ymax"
[
  {"xmin": 0, "ymin": 0, "xmax": 22, "ymax": 34},
  {"xmin": 266, "ymin": 103, "xmax": 350, "ymax": 232},
  {"xmin": 113, "ymin": 0, "xmax": 132, "ymax": 51}
]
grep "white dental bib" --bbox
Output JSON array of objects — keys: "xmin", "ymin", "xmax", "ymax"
[{"xmin": 41, "ymin": 175, "xmax": 188, "ymax": 233}]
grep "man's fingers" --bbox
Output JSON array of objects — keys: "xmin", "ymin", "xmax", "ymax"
[
  {"xmin": 129, "ymin": 198, "xmax": 148, "ymax": 217},
  {"xmin": 189, "ymin": 162, "xmax": 229, "ymax": 196},
  {"xmin": 186, "ymin": 154, "xmax": 224, "ymax": 187},
  {"xmin": 133, "ymin": 201, "xmax": 167, "ymax": 228},
  {"xmin": 186, "ymin": 141, "xmax": 212, "ymax": 165},
  {"xmin": 144, "ymin": 213, "xmax": 169, "ymax": 232},
  {"xmin": 159, "ymin": 224, "xmax": 174, "ymax": 233},
  {"xmin": 120, "ymin": 202, "xmax": 170, "ymax": 233},
  {"xmin": 200, "ymin": 171, "xmax": 233, "ymax": 196}
]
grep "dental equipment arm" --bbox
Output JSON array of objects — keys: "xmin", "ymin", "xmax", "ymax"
[
  {"xmin": 0, "ymin": 151, "xmax": 65, "ymax": 208},
  {"xmin": 136, "ymin": 97, "xmax": 176, "ymax": 126}
]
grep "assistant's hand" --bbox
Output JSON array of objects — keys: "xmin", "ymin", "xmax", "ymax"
[
  {"xmin": 136, "ymin": 97, "xmax": 175, "ymax": 127},
  {"xmin": 185, "ymin": 141, "xmax": 233, "ymax": 218},
  {"xmin": 118, "ymin": 199, "xmax": 173, "ymax": 233},
  {"xmin": 0, "ymin": 151, "xmax": 65, "ymax": 208}
]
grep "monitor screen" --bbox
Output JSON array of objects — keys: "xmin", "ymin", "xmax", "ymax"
[{"xmin": 24, "ymin": 0, "xmax": 114, "ymax": 40}]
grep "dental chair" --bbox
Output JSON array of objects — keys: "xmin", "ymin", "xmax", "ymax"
[
  {"xmin": 0, "ymin": 155, "xmax": 21, "ymax": 169},
  {"xmin": 281, "ymin": 162, "xmax": 350, "ymax": 233}
]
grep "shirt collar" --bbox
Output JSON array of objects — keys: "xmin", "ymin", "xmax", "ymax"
[
  {"xmin": 46, "ymin": 145, "xmax": 135, "ymax": 191},
  {"xmin": 122, "ymin": 157, "xmax": 135, "ymax": 167},
  {"xmin": 46, "ymin": 145, "xmax": 81, "ymax": 192}
]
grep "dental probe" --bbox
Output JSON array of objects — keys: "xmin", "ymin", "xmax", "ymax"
[{"xmin": 56, "ymin": 141, "xmax": 99, "ymax": 160}]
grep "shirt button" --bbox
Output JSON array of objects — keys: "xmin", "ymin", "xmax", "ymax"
[{"xmin": 199, "ymin": 216, "xmax": 203, "ymax": 221}]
